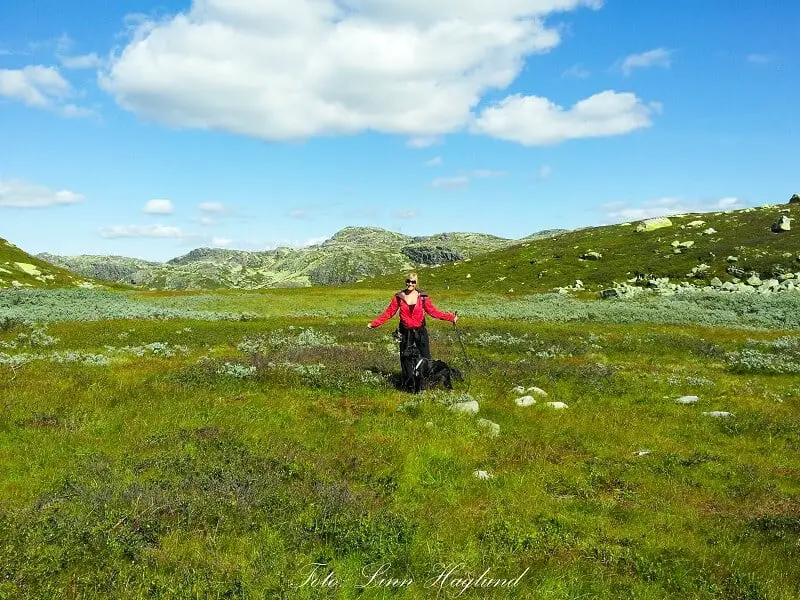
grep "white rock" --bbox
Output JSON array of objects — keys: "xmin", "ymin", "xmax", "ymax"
[
  {"xmin": 473, "ymin": 470, "xmax": 494, "ymax": 480},
  {"xmin": 676, "ymin": 395, "xmax": 699, "ymax": 404},
  {"xmin": 512, "ymin": 385, "xmax": 526, "ymax": 394},
  {"xmin": 477, "ymin": 418, "xmax": 500, "ymax": 438},
  {"xmin": 450, "ymin": 400, "xmax": 479, "ymax": 415},
  {"xmin": 702, "ymin": 411, "xmax": 733, "ymax": 418},
  {"xmin": 633, "ymin": 450, "xmax": 652, "ymax": 457},
  {"xmin": 528, "ymin": 386, "xmax": 548, "ymax": 396},
  {"xmin": 546, "ymin": 402, "xmax": 568, "ymax": 409},
  {"xmin": 515, "ymin": 395, "xmax": 536, "ymax": 407}
]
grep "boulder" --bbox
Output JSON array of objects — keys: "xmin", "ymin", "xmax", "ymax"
[
  {"xmin": 450, "ymin": 400, "xmax": 479, "ymax": 415},
  {"xmin": 772, "ymin": 216, "xmax": 792, "ymax": 232},
  {"xmin": 636, "ymin": 217, "xmax": 673, "ymax": 232},
  {"xmin": 789, "ymin": 194, "xmax": 800, "ymax": 204},
  {"xmin": 579, "ymin": 251, "xmax": 602, "ymax": 260}
]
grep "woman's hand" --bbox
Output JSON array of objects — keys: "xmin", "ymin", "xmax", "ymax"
[
  {"xmin": 367, "ymin": 323, "xmax": 374, "ymax": 329},
  {"xmin": 453, "ymin": 315, "xmax": 458, "ymax": 323}
]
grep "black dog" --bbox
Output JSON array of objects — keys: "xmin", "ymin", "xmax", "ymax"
[{"xmin": 412, "ymin": 357, "xmax": 463, "ymax": 393}]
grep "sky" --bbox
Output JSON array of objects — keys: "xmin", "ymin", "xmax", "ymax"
[{"xmin": 1, "ymin": 0, "xmax": 797, "ymax": 262}]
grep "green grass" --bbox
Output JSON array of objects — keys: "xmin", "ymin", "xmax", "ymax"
[{"xmin": 1, "ymin": 287, "xmax": 799, "ymax": 599}]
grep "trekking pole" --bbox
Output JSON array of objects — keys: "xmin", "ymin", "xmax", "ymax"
[{"xmin": 452, "ymin": 312, "xmax": 472, "ymax": 394}]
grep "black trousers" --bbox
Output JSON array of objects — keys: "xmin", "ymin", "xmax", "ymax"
[{"xmin": 398, "ymin": 323, "xmax": 430, "ymax": 392}]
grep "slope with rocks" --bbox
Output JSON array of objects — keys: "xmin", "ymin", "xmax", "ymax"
[
  {"xmin": 354, "ymin": 200, "xmax": 800, "ymax": 295},
  {"xmin": 0, "ymin": 239, "xmax": 96, "ymax": 289}
]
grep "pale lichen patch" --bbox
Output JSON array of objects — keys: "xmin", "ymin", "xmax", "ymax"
[{"xmin": 14, "ymin": 262, "xmax": 42, "ymax": 276}]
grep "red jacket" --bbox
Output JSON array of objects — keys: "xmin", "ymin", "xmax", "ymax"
[{"xmin": 370, "ymin": 289, "xmax": 456, "ymax": 329}]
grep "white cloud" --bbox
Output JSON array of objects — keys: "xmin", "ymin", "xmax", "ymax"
[
  {"xmin": 472, "ymin": 169, "xmax": 508, "ymax": 178},
  {"xmin": 601, "ymin": 196, "xmax": 743, "ymax": 222},
  {"xmin": 471, "ymin": 90, "xmax": 657, "ymax": 146},
  {"xmin": 0, "ymin": 65, "xmax": 71, "ymax": 108},
  {"xmin": 0, "ymin": 179, "xmax": 84, "ymax": 208},
  {"xmin": 100, "ymin": 0, "xmax": 605, "ymax": 143},
  {"xmin": 0, "ymin": 64, "xmax": 96, "ymax": 117},
  {"xmin": 562, "ymin": 64, "xmax": 589, "ymax": 78},
  {"xmin": 211, "ymin": 237, "xmax": 233, "ymax": 247},
  {"xmin": 746, "ymin": 53, "xmax": 774, "ymax": 65},
  {"xmin": 407, "ymin": 137, "xmax": 441, "ymax": 149},
  {"xmin": 60, "ymin": 53, "xmax": 104, "ymax": 69},
  {"xmin": 287, "ymin": 209, "xmax": 312, "ymax": 219},
  {"xmin": 425, "ymin": 156, "xmax": 443, "ymax": 167},
  {"xmin": 432, "ymin": 176, "xmax": 471, "ymax": 189},
  {"xmin": 143, "ymin": 198, "xmax": 174, "ymax": 214},
  {"xmin": 535, "ymin": 164, "xmax": 552, "ymax": 180},
  {"xmin": 621, "ymin": 48, "xmax": 672, "ymax": 76},
  {"xmin": 198, "ymin": 201, "xmax": 226, "ymax": 212},
  {"xmin": 393, "ymin": 209, "xmax": 418, "ymax": 219},
  {"xmin": 98, "ymin": 224, "xmax": 196, "ymax": 238},
  {"xmin": 192, "ymin": 215, "xmax": 219, "ymax": 226}
]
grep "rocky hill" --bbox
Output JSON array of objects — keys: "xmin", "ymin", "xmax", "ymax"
[
  {"xmin": 355, "ymin": 199, "xmax": 800, "ymax": 296},
  {"xmin": 0, "ymin": 239, "xmax": 95, "ymax": 289},
  {"xmin": 34, "ymin": 226, "xmax": 550, "ymax": 290}
]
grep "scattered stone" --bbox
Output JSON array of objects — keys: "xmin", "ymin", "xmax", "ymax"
[
  {"xmin": 579, "ymin": 251, "xmax": 602, "ymax": 260},
  {"xmin": 709, "ymin": 277, "xmax": 723, "ymax": 288},
  {"xmin": 702, "ymin": 228, "xmax": 717, "ymax": 235},
  {"xmin": 636, "ymin": 217, "xmax": 673, "ymax": 232},
  {"xmin": 473, "ymin": 470, "xmax": 494, "ymax": 481},
  {"xmin": 676, "ymin": 395, "xmax": 699, "ymax": 404},
  {"xmin": 515, "ymin": 395, "xmax": 536, "ymax": 407},
  {"xmin": 702, "ymin": 411, "xmax": 733, "ymax": 418},
  {"xmin": 477, "ymin": 418, "xmax": 500, "ymax": 437},
  {"xmin": 746, "ymin": 275, "xmax": 762, "ymax": 286},
  {"xmin": 546, "ymin": 401, "xmax": 568, "ymax": 409},
  {"xmin": 687, "ymin": 220, "xmax": 706, "ymax": 227},
  {"xmin": 633, "ymin": 450, "xmax": 652, "ymax": 457},
  {"xmin": 528, "ymin": 387, "xmax": 548, "ymax": 396},
  {"xmin": 772, "ymin": 215, "xmax": 792, "ymax": 232},
  {"xmin": 425, "ymin": 421, "xmax": 434, "ymax": 429},
  {"xmin": 512, "ymin": 385, "xmax": 526, "ymax": 394},
  {"xmin": 678, "ymin": 241, "xmax": 695, "ymax": 249},
  {"xmin": 450, "ymin": 400, "xmax": 479, "ymax": 415},
  {"xmin": 600, "ymin": 288, "xmax": 620, "ymax": 299},
  {"xmin": 727, "ymin": 256, "xmax": 739, "ymax": 262}
]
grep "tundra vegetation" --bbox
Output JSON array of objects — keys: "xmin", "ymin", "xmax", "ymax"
[{"xmin": 1, "ymin": 202, "xmax": 799, "ymax": 599}]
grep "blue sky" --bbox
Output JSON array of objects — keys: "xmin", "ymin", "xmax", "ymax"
[{"xmin": 1, "ymin": 0, "xmax": 797, "ymax": 261}]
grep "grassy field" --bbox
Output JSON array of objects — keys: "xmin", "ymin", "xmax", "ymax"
[{"xmin": 1, "ymin": 286, "xmax": 799, "ymax": 599}]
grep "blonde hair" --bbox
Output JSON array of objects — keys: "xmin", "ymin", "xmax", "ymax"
[{"xmin": 406, "ymin": 272, "xmax": 419, "ymax": 285}]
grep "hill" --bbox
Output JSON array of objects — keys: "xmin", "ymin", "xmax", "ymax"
[
  {"xmin": 0, "ymin": 238, "xmax": 96, "ymax": 289},
  {"xmin": 34, "ymin": 226, "xmax": 543, "ymax": 290},
  {"xmin": 354, "ymin": 201, "xmax": 800, "ymax": 295}
]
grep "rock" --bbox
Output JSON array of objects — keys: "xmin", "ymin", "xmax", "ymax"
[
  {"xmin": 528, "ymin": 386, "xmax": 548, "ymax": 396},
  {"xmin": 727, "ymin": 256, "xmax": 739, "ymax": 262},
  {"xmin": 450, "ymin": 400, "xmax": 479, "ymax": 415},
  {"xmin": 579, "ymin": 251, "xmax": 602, "ymax": 260},
  {"xmin": 515, "ymin": 395, "xmax": 536, "ymax": 407},
  {"xmin": 687, "ymin": 220, "xmax": 706, "ymax": 227},
  {"xmin": 512, "ymin": 385, "xmax": 526, "ymax": 394},
  {"xmin": 702, "ymin": 411, "xmax": 733, "ymax": 418},
  {"xmin": 746, "ymin": 275, "xmax": 762, "ymax": 286},
  {"xmin": 401, "ymin": 245, "xmax": 464, "ymax": 265},
  {"xmin": 477, "ymin": 418, "xmax": 500, "ymax": 437},
  {"xmin": 473, "ymin": 470, "xmax": 494, "ymax": 480},
  {"xmin": 721, "ymin": 281, "xmax": 737, "ymax": 291},
  {"xmin": 678, "ymin": 241, "xmax": 695, "ymax": 249},
  {"xmin": 676, "ymin": 395, "xmax": 699, "ymax": 404},
  {"xmin": 636, "ymin": 217, "xmax": 673, "ymax": 232},
  {"xmin": 709, "ymin": 277, "xmax": 723, "ymax": 288},
  {"xmin": 772, "ymin": 215, "xmax": 792, "ymax": 232},
  {"xmin": 702, "ymin": 228, "xmax": 717, "ymax": 235},
  {"xmin": 425, "ymin": 421, "xmax": 434, "ymax": 429},
  {"xmin": 600, "ymin": 288, "xmax": 619, "ymax": 299},
  {"xmin": 546, "ymin": 401, "xmax": 568, "ymax": 409},
  {"xmin": 634, "ymin": 450, "xmax": 652, "ymax": 457},
  {"xmin": 789, "ymin": 194, "xmax": 800, "ymax": 204}
]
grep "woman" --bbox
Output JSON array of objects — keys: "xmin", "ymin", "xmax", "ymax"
[{"xmin": 368, "ymin": 272, "xmax": 458, "ymax": 391}]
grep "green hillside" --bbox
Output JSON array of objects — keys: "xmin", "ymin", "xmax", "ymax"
[
  {"xmin": 0, "ymin": 238, "xmax": 96, "ymax": 289},
  {"xmin": 355, "ymin": 202, "xmax": 800, "ymax": 295}
]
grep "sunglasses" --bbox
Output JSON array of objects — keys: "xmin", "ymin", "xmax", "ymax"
[{"xmin": 406, "ymin": 279, "xmax": 417, "ymax": 284}]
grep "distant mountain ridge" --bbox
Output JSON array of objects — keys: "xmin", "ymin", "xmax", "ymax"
[{"xmin": 34, "ymin": 226, "xmax": 566, "ymax": 290}]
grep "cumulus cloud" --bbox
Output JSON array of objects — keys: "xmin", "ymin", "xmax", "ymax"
[
  {"xmin": 620, "ymin": 48, "xmax": 672, "ymax": 76},
  {"xmin": 562, "ymin": 64, "xmax": 589, "ymax": 78},
  {"xmin": 98, "ymin": 224, "xmax": 197, "ymax": 238},
  {"xmin": 100, "ymin": 0, "xmax": 611, "ymax": 144},
  {"xmin": 60, "ymin": 53, "xmax": 104, "ymax": 69},
  {"xmin": 601, "ymin": 196, "xmax": 743, "ymax": 222},
  {"xmin": 470, "ymin": 90, "xmax": 658, "ymax": 146},
  {"xmin": 198, "ymin": 201, "xmax": 226, "ymax": 212},
  {"xmin": 0, "ymin": 64, "xmax": 96, "ymax": 117},
  {"xmin": 143, "ymin": 198, "xmax": 174, "ymax": 214},
  {"xmin": 425, "ymin": 156, "xmax": 443, "ymax": 167},
  {"xmin": 0, "ymin": 178, "xmax": 84, "ymax": 208}
]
